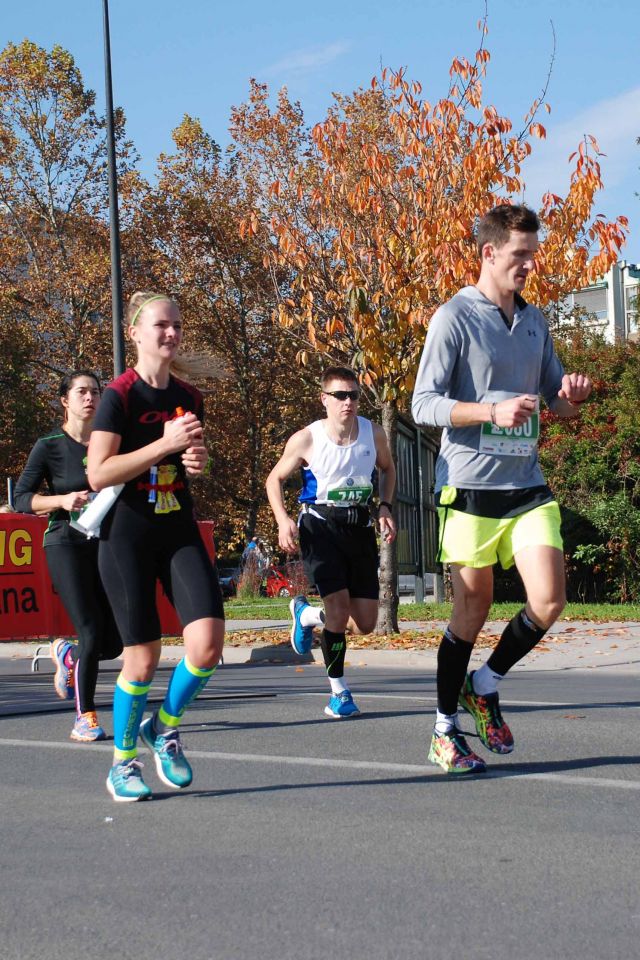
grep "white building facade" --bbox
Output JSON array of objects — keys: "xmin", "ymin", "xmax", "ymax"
[{"xmin": 560, "ymin": 261, "xmax": 640, "ymax": 341}]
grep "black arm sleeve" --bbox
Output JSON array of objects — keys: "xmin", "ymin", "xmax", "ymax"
[{"xmin": 14, "ymin": 441, "xmax": 49, "ymax": 513}]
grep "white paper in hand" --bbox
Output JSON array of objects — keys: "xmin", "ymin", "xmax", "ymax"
[{"xmin": 69, "ymin": 484, "xmax": 124, "ymax": 538}]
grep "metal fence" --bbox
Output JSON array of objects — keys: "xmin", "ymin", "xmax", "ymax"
[{"xmin": 395, "ymin": 417, "xmax": 439, "ymax": 587}]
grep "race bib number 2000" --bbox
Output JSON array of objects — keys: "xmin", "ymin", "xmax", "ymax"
[{"xmin": 479, "ymin": 413, "xmax": 540, "ymax": 458}]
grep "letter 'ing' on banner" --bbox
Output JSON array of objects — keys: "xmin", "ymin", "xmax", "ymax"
[
  {"xmin": 0, "ymin": 515, "xmax": 215, "ymax": 641},
  {"xmin": 0, "ymin": 515, "xmax": 59, "ymax": 639}
]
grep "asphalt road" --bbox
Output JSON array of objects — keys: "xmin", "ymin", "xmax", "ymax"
[{"xmin": 1, "ymin": 658, "xmax": 639, "ymax": 960}]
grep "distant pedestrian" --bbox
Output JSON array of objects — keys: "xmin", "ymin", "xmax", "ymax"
[{"xmin": 241, "ymin": 537, "xmax": 259, "ymax": 567}]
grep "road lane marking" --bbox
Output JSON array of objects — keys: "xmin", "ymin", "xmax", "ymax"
[
  {"xmin": 293, "ymin": 692, "xmax": 600, "ymax": 708},
  {"xmin": 1, "ymin": 737, "xmax": 638, "ymax": 791}
]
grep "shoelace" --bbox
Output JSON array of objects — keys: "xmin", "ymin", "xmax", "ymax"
[
  {"xmin": 477, "ymin": 693, "xmax": 504, "ymax": 728},
  {"xmin": 157, "ymin": 734, "xmax": 183, "ymax": 757},
  {"xmin": 63, "ymin": 663, "xmax": 74, "ymax": 688},
  {"xmin": 437, "ymin": 726, "xmax": 481, "ymax": 743},
  {"xmin": 80, "ymin": 712, "xmax": 99, "ymax": 729},
  {"xmin": 120, "ymin": 759, "xmax": 144, "ymax": 779},
  {"xmin": 447, "ymin": 731, "xmax": 473, "ymax": 756}
]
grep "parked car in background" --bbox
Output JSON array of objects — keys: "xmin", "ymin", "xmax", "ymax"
[
  {"xmin": 217, "ymin": 566, "xmax": 240, "ymax": 599},
  {"xmin": 260, "ymin": 564, "xmax": 318, "ymax": 598},
  {"xmin": 262, "ymin": 566, "xmax": 296, "ymax": 598}
]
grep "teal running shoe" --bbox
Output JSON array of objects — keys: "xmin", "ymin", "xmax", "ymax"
[
  {"xmin": 289, "ymin": 595, "xmax": 314, "ymax": 655},
  {"xmin": 324, "ymin": 690, "xmax": 360, "ymax": 719},
  {"xmin": 50, "ymin": 638, "xmax": 75, "ymax": 701},
  {"xmin": 106, "ymin": 759, "xmax": 152, "ymax": 802},
  {"xmin": 139, "ymin": 717, "xmax": 193, "ymax": 789}
]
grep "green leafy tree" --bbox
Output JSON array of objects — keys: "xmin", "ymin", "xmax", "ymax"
[{"xmin": 539, "ymin": 331, "xmax": 640, "ymax": 601}]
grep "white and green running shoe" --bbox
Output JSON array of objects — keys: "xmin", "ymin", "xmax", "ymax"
[
  {"xmin": 106, "ymin": 759, "xmax": 152, "ymax": 802},
  {"xmin": 139, "ymin": 717, "xmax": 193, "ymax": 789}
]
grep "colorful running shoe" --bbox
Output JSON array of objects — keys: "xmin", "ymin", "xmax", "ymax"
[
  {"xmin": 70, "ymin": 711, "xmax": 106, "ymax": 742},
  {"xmin": 139, "ymin": 717, "xmax": 193, "ymax": 789},
  {"xmin": 324, "ymin": 690, "xmax": 360, "ymax": 719},
  {"xmin": 289, "ymin": 595, "xmax": 314, "ymax": 655},
  {"xmin": 106, "ymin": 759, "xmax": 152, "ymax": 802},
  {"xmin": 50, "ymin": 639, "xmax": 75, "ymax": 701},
  {"xmin": 428, "ymin": 728, "xmax": 487, "ymax": 774},
  {"xmin": 458, "ymin": 672, "xmax": 514, "ymax": 754}
]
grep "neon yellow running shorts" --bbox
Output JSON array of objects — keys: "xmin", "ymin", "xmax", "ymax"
[{"xmin": 436, "ymin": 500, "xmax": 563, "ymax": 569}]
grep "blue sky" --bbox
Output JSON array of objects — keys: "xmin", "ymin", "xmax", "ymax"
[{"xmin": 3, "ymin": 0, "xmax": 639, "ymax": 260}]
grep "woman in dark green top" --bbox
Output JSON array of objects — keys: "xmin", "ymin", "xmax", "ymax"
[{"xmin": 14, "ymin": 371, "xmax": 122, "ymax": 741}]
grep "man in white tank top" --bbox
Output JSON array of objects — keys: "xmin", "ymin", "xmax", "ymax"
[{"xmin": 266, "ymin": 366, "xmax": 397, "ymax": 718}]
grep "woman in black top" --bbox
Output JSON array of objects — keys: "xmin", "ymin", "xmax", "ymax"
[{"xmin": 14, "ymin": 371, "xmax": 122, "ymax": 741}]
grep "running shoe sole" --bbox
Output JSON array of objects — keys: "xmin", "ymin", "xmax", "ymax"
[
  {"xmin": 105, "ymin": 775, "xmax": 152, "ymax": 803},
  {"xmin": 71, "ymin": 730, "xmax": 106, "ymax": 742},
  {"xmin": 323, "ymin": 705, "xmax": 361, "ymax": 719},
  {"xmin": 323, "ymin": 693, "xmax": 361, "ymax": 719},
  {"xmin": 50, "ymin": 639, "xmax": 74, "ymax": 701}
]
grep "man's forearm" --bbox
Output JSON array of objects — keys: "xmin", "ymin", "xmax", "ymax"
[
  {"xmin": 265, "ymin": 477, "xmax": 291, "ymax": 524},
  {"xmin": 450, "ymin": 401, "xmax": 493, "ymax": 427},
  {"xmin": 378, "ymin": 467, "xmax": 396, "ymax": 504},
  {"xmin": 551, "ymin": 397, "xmax": 585, "ymax": 419}
]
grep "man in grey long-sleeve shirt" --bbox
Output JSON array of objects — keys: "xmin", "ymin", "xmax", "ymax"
[{"xmin": 411, "ymin": 203, "xmax": 591, "ymax": 775}]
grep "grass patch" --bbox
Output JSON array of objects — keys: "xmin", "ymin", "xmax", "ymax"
[
  {"xmin": 225, "ymin": 596, "xmax": 640, "ymax": 623},
  {"xmin": 399, "ymin": 601, "xmax": 640, "ymax": 622},
  {"xmin": 225, "ymin": 597, "xmax": 293, "ymax": 619}
]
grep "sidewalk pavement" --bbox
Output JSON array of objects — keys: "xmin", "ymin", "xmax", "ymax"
[{"xmin": 2, "ymin": 619, "xmax": 640, "ymax": 674}]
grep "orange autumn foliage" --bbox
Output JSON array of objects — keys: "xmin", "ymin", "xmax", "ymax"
[
  {"xmin": 232, "ymin": 27, "xmax": 627, "ymax": 407},
  {"xmin": 231, "ymin": 21, "xmax": 627, "ymax": 631}
]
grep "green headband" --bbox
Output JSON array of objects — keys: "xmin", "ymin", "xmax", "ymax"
[{"xmin": 130, "ymin": 295, "xmax": 169, "ymax": 326}]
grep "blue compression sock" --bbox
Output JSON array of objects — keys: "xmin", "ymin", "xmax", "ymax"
[
  {"xmin": 155, "ymin": 656, "xmax": 216, "ymax": 733},
  {"xmin": 113, "ymin": 674, "xmax": 150, "ymax": 761}
]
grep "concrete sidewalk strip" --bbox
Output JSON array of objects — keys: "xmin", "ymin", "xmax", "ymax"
[{"xmin": 1, "ymin": 619, "xmax": 640, "ymax": 672}]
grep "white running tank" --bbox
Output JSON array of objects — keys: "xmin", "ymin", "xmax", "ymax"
[{"xmin": 299, "ymin": 417, "xmax": 376, "ymax": 506}]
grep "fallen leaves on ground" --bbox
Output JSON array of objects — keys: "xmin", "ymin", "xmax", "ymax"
[
  {"xmin": 207, "ymin": 628, "xmax": 502, "ymax": 650},
  {"xmin": 160, "ymin": 626, "xmax": 638, "ymax": 652}
]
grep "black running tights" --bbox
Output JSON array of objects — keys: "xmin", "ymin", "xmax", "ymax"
[{"xmin": 45, "ymin": 542, "xmax": 122, "ymax": 713}]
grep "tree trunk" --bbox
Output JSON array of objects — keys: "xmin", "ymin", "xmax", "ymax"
[{"xmin": 375, "ymin": 400, "xmax": 399, "ymax": 634}]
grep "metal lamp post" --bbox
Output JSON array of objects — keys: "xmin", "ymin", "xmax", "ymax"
[{"xmin": 102, "ymin": 0, "xmax": 126, "ymax": 376}]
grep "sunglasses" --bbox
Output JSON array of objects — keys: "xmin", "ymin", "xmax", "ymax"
[{"xmin": 323, "ymin": 389, "xmax": 360, "ymax": 401}]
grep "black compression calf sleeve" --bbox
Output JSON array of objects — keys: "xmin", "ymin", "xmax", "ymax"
[
  {"xmin": 487, "ymin": 608, "xmax": 547, "ymax": 676},
  {"xmin": 436, "ymin": 626, "xmax": 474, "ymax": 715},
  {"xmin": 321, "ymin": 629, "xmax": 347, "ymax": 678}
]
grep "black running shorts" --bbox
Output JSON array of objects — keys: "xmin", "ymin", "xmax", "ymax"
[
  {"xmin": 298, "ymin": 511, "xmax": 379, "ymax": 600},
  {"xmin": 99, "ymin": 500, "xmax": 224, "ymax": 646}
]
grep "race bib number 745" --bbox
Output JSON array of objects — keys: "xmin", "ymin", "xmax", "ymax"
[{"xmin": 327, "ymin": 476, "xmax": 373, "ymax": 505}]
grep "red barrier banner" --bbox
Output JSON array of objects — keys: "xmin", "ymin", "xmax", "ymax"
[{"xmin": 0, "ymin": 514, "xmax": 215, "ymax": 642}]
